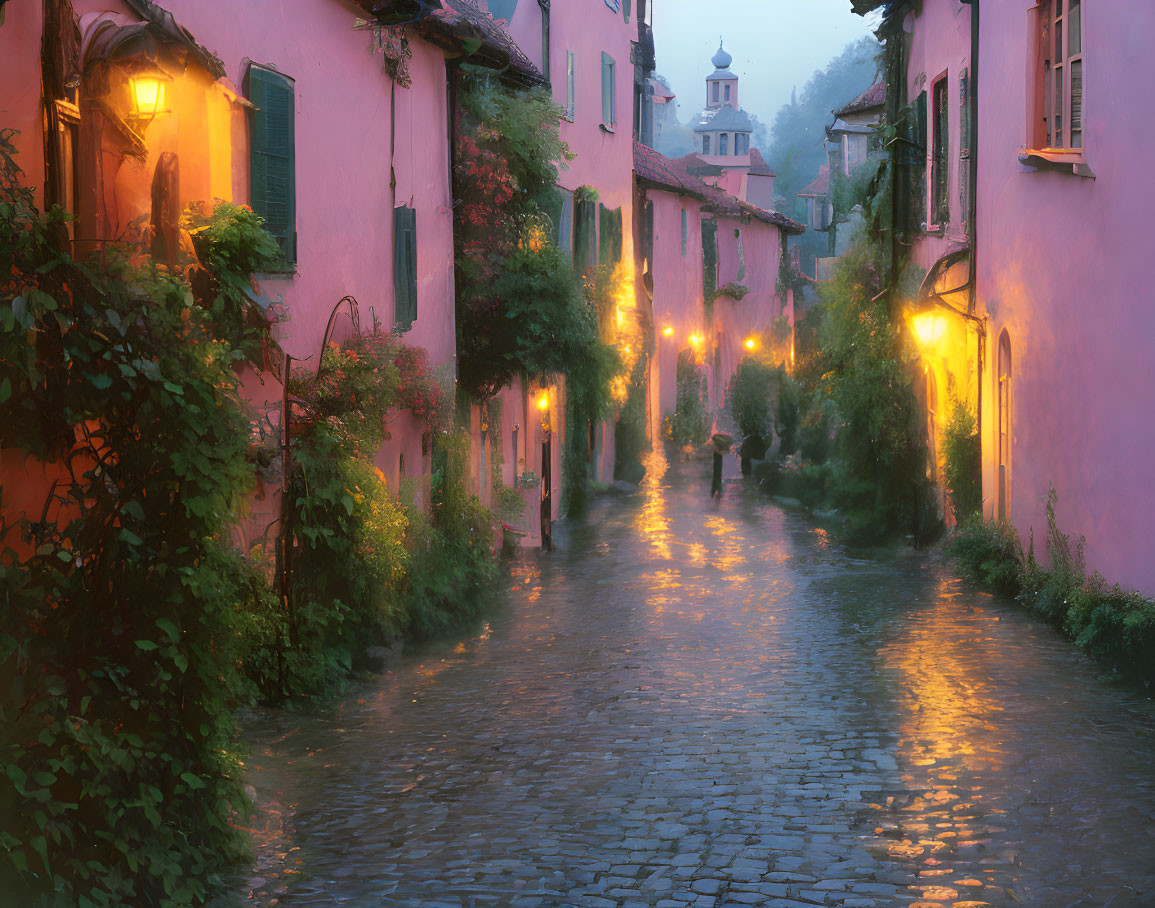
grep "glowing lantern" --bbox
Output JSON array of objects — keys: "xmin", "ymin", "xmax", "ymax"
[
  {"xmin": 744, "ymin": 336, "xmax": 757, "ymax": 351},
  {"xmin": 127, "ymin": 65, "xmax": 171, "ymax": 129},
  {"xmin": 536, "ymin": 392, "xmax": 550, "ymax": 412},
  {"xmin": 689, "ymin": 333, "xmax": 703, "ymax": 348},
  {"xmin": 911, "ymin": 312, "xmax": 946, "ymax": 347},
  {"xmin": 662, "ymin": 326, "xmax": 674, "ymax": 337}
]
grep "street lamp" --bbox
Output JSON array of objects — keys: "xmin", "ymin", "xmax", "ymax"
[{"xmin": 127, "ymin": 65, "xmax": 171, "ymax": 130}]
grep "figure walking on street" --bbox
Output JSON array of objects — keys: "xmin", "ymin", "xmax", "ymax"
[{"xmin": 710, "ymin": 432, "xmax": 732, "ymax": 498}]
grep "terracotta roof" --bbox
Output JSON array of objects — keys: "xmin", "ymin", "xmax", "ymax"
[
  {"xmin": 748, "ymin": 148, "xmax": 775, "ymax": 176},
  {"xmin": 634, "ymin": 142, "xmax": 803, "ymax": 235},
  {"xmin": 357, "ymin": 0, "xmax": 544, "ymax": 85},
  {"xmin": 833, "ymin": 80, "xmax": 886, "ymax": 117},
  {"xmin": 798, "ymin": 165, "xmax": 830, "ymax": 198}
]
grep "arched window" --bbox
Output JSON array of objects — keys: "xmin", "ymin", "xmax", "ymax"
[
  {"xmin": 702, "ymin": 134, "xmax": 710, "ymax": 154},
  {"xmin": 997, "ymin": 330, "xmax": 1012, "ymax": 521}
]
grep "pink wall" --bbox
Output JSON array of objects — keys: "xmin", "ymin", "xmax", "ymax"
[
  {"xmin": 0, "ymin": 2, "xmax": 46, "ymax": 206},
  {"xmin": 648, "ymin": 191, "xmax": 704, "ymax": 419},
  {"xmin": 712, "ymin": 215, "xmax": 783, "ymax": 409},
  {"xmin": 904, "ymin": 0, "xmax": 972, "ymax": 271},
  {"xmin": 977, "ymin": 1, "xmax": 1155, "ymax": 595}
]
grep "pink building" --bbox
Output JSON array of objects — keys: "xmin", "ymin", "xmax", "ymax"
[
  {"xmin": 498, "ymin": 0, "xmax": 641, "ymax": 512},
  {"xmin": 976, "ymin": 0, "xmax": 1155, "ymax": 595},
  {"xmin": 0, "ymin": 0, "xmax": 536, "ymax": 549},
  {"xmin": 883, "ymin": 0, "xmax": 1155, "ymax": 595},
  {"xmin": 635, "ymin": 143, "xmax": 803, "ymax": 440}
]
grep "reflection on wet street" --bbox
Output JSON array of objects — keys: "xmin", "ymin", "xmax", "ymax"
[{"xmin": 224, "ymin": 453, "xmax": 1155, "ymax": 907}]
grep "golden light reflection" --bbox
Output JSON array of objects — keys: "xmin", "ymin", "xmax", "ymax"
[{"xmin": 635, "ymin": 447, "xmax": 672, "ymax": 562}]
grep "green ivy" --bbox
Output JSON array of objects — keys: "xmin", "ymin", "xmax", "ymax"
[{"xmin": 1, "ymin": 131, "xmax": 256, "ymax": 904}]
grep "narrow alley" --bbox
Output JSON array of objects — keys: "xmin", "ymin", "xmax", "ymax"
[{"xmin": 229, "ymin": 455, "xmax": 1155, "ymax": 908}]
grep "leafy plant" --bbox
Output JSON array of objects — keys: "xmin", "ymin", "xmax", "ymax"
[
  {"xmin": 663, "ymin": 349, "xmax": 708, "ymax": 449},
  {"xmin": 941, "ymin": 394, "xmax": 981, "ymax": 521}
]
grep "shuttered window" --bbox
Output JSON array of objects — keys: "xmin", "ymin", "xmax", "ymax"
[
  {"xmin": 393, "ymin": 206, "xmax": 417, "ymax": 328},
  {"xmin": 681, "ymin": 209, "xmax": 688, "ymax": 256},
  {"xmin": 601, "ymin": 52, "xmax": 615, "ymax": 126},
  {"xmin": 598, "ymin": 204, "xmax": 623, "ymax": 265},
  {"xmin": 931, "ymin": 75, "xmax": 949, "ymax": 226},
  {"xmin": 574, "ymin": 197, "xmax": 597, "ymax": 269},
  {"xmin": 245, "ymin": 65, "xmax": 296, "ymax": 262},
  {"xmin": 701, "ymin": 217, "xmax": 718, "ymax": 298},
  {"xmin": 566, "ymin": 52, "xmax": 575, "ymax": 121}
]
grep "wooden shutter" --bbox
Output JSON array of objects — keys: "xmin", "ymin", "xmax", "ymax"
[
  {"xmin": 599, "ymin": 204, "xmax": 622, "ymax": 265},
  {"xmin": 246, "ymin": 66, "xmax": 296, "ymax": 261},
  {"xmin": 701, "ymin": 217, "xmax": 718, "ymax": 298},
  {"xmin": 393, "ymin": 206, "xmax": 417, "ymax": 327},
  {"xmin": 574, "ymin": 198, "xmax": 595, "ymax": 268}
]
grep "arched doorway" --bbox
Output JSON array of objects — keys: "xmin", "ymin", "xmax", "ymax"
[{"xmin": 997, "ymin": 330, "xmax": 1012, "ymax": 522}]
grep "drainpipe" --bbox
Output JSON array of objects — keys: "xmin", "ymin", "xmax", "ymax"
[{"xmin": 960, "ymin": 0, "xmax": 983, "ymax": 481}]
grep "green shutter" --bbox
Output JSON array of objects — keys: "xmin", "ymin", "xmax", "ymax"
[
  {"xmin": 393, "ymin": 206, "xmax": 417, "ymax": 327},
  {"xmin": 598, "ymin": 204, "xmax": 622, "ymax": 266},
  {"xmin": 246, "ymin": 66, "xmax": 295, "ymax": 262},
  {"xmin": 601, "ymin": 52, "xmax": 614, "ymax": 125},
  {"xmin": 623, "ymin": 0, "xmax": 631, "ymax": 22},
  {"xmin": 701, "ymin": 218, "xmax": 717, "ymax": 298},
  {"xmin": 574, "ymin": 198, "xmax": 596, "ymax": 268}
]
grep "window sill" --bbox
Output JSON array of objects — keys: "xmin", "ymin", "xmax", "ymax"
[
  {"xmin": 1018, "ymin": 148, "xmax": 1096, "ymax": 179},
  {"xmin": 255, "ymin": 263, "xmax": 297, "ymax": 279},
  {"xmin": 599, "ymin": 123, "xmax": 616, "ymax": 134}
]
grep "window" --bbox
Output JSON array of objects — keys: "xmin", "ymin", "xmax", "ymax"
[
  {"xmin": 1039, "ymin": 0, "xmax": 1081, "ymax": 150},
  {"xmin": 681, "ymin": 208, "xmax": 688, "ymax": 256},
  {"xmin": 712, "ymin": 82, "xmax": 721, "ymax": 104},
  {"xmin": 393, "ymin": 206, "xmax": 417, "ymax": 327},
  {"xmin": 724, "ymin": 84, "xmax": 731, "ymax": 103},
  {"xmin": 1030, "ymin": 0, "xmax": 1083, "ymax": 150},
  {"xmin": 601, "ymin": 52, "xmax": 616, "ymax": 126},
  {"xmin": 49, "ymin": 99, "xmax": 80, "ymax": 244},
  {"xmin": 735, "ymin": 229, "xmax": 746, "ymax": 280},
  {"xmin": 488, "ymin": 0, "xmax": 518, "ymax": 22},
  {"xmin": 997, "ymin": 330, "xmax": 1013, "ymax": 521},
  {"xmin": 702, "ymin": 134, "xmax": 710, "ymax": 155},
  {"xmin": 623, "ymin": 0, "xmax": 631, "ymax": 23},
  {"xmin": 719, "ymin": 133, "xmax": 728, "ymax": 156},
  {"xmin": 931, "ymin": 75, "xmax": 949, "ymax": 226},
  {"xmin": 735, "ymin": 133, "xmax": 749, "ymax": 155},
  {"xmin": 565, "ymin": 51, "xmax": 575, "ymax": 120},
  {"xmin": 245, "ymin": 65, "xmax": 296, "ymax": 261},
  {"xmin": 959, "ymin": 68, "xmax": 970, "ymax": 232},
  {"xmin": 914, "ymin": 88, "xmax": 928, "ymax": 229}
]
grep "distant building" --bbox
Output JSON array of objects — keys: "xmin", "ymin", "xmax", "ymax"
[{"xmin": 691, "ymin": 42, "xmax": 753, "ymax": 166}]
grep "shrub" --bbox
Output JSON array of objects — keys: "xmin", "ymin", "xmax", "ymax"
[
  {"xmin": 947, "ymin": 515, "xmax": 1024, "ymax": 596},
  {"xmin": 941, "ymin": 395, "xmax": 981, "ymax": 521},
  {"xmin": 728, "ymin": 356, "xmax": 779, "ymax": 441},
  {"xmin": 664, "ymin": 349, "xmax": 708, "ymax": 449}
]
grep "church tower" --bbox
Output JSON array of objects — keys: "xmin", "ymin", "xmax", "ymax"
[{"xmin": 705, "ymin": 41, "xmax": 739, "ymax": 111}]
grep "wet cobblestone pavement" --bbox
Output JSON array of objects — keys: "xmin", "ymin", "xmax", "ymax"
[{"xmin": 225, "ymin": 453, "xmax": 1155, "ymax": 907}]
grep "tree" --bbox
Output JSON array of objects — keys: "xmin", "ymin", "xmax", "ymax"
[{"xmin": 765, "ymin": 37, "xmax": 881, "ymax": 204}]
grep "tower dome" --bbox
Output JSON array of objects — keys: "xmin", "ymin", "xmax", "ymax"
[{"xmin": 711, "ymin": 41, "xmax": 732, "ymax": 70}]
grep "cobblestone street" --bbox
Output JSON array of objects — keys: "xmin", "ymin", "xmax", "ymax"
[{"xmin": 228, "ymin": 454, "xmax": 1155, "ymax": 907}]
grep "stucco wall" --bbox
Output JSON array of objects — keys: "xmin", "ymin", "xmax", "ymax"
[
  {"xmin": 977, "ymin": 0, "xmax": 1155, "ymax": 594},
  {"xmin": 0, "ymin": 2, "xmax": 47, "ymax": 206},
  {"xmin": 648, "ymin": 190, "xmax": 704, "ymax": 420}
]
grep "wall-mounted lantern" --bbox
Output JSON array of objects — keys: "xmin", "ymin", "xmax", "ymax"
[
  {"xmin": 911, "ymin": 311, "xmax": 947, "ymax": 348},
  {"xmin": 743, "ymin": 336, "xmax": 757, "ymax": 352},
  {"xmin": 661, "ymin": 326, "xmax": 674, "ymax": 337},
  {"xmin": 127, "ymin": 65, "xmax": 171, "ymax": 129}
]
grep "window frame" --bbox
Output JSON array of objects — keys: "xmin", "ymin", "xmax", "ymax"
[
  {"xmin": 930, "ymin": 72, "xmax": 950, "ymax": 229},
  {"xmin": 1028, "ymin": 0, "xmax": 1085, "ymax": 156},
  {"xmin": 702, "ymin": 134, "xmax": 710, "ymax": 155},
  {"xmin": 681, "ymin": 208, "xmax": 688, "ymax": 256},
  {"xmin": 719, "ymin": 132, "xmax": 729, "ymax": 156},
  {"xmin": 393, "ymin": 205, "xmax": 418, "ymax": 329}
]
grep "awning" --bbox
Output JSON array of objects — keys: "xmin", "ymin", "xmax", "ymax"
[{"xmin": 916, "ymin": 248, "xmax": 971, "ymax": 311}]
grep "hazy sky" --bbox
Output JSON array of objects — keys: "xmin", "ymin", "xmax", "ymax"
[{"xmin": 651, "ymin": 0, "xmax": 882, "ymax": 133}]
